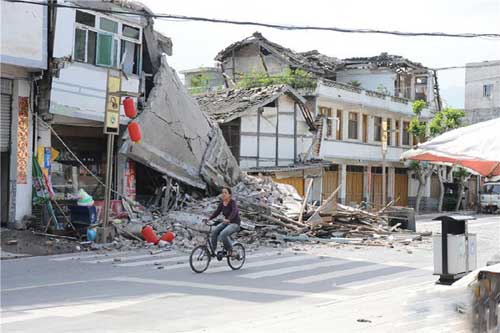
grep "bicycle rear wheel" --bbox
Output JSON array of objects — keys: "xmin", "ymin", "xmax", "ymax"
[
  {"xmin": 190, "ymin": 245, "xmax": 211, "ymax": 273},
  {"xmin": 227, "ymin": 243, "xmax": 246, "ymax": 270}
]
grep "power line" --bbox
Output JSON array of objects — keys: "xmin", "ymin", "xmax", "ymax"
[{"xmin": 5, "ymin": 0, "xmax": 500, "ymax": 39}]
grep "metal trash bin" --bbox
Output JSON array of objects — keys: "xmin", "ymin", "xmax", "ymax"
[{"xmin": 432, "ymin": 215, "xmax": 477, "ymax": 285}]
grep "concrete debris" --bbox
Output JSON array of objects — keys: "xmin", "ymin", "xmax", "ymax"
[
  {"xmin": 101, "ymin": 175, "xmax": 427, "ymax": 252},
  {"xmin": 121, "ymin": 55, "xmax": 240, "ymax": 190}
]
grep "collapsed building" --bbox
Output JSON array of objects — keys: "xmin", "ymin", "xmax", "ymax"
[{"xmin": 3, "ymin": 0, "xmax": 241, "ymax": 229}]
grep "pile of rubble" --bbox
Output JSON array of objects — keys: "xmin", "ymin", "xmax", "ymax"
[{"xmin": 106, "ymin": 174, "xmax": 426, "ymax": 251}]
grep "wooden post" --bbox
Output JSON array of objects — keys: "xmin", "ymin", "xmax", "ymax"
[{"xmin": 299, "ymin": 178, "xmax": 314, "ymax": 224}]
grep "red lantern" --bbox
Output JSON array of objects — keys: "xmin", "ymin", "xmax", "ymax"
[
  {"xmin": 128, "ymin": 121, "xmax": 142, "ymax": 143},
  {"xmin": 141, "ymin": 225, "xmax": 159, "ymax": 244},
  {"xmin": 123, "ymin": 97, "xmax": 137, "ymax": 118},
  {"xmin": 160, "ymin": 231, "xmax": 175, "ymax": 243}
]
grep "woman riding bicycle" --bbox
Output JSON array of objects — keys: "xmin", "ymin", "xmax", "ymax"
[{"xmin": 208, "ymin": 187, "xmax": 240, "ymax": 257}]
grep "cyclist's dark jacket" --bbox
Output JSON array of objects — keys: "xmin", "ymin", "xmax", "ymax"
[{"xmin": 209, "ymin": 199, "xmax": 241, "ymax": 224}]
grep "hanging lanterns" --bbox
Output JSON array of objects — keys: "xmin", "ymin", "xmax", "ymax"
[
  {"xmin": 123, "ymin": 97, "xmax": 137, "ymax": 118},
  {"xmin": 127, "ymin": 121, "xmax": 141, "ymax": 143}
]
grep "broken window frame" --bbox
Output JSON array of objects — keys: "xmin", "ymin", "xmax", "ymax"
[{"xmin": 319, "ymin": 107, "xmax": 335, "ymax": 139}]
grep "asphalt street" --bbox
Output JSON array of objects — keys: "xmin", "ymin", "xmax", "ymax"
[{"xmin": 1, "ymin": 214, "xmax": 498, "ymax": 332}]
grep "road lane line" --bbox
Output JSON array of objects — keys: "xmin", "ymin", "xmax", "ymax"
[
  {"xmin": 1, "ymin": 279, "xmax": 106, "ymax": 292},
  {"xmin": 82, "ymin": 251, "xmax": 179, "ymax": 264}
]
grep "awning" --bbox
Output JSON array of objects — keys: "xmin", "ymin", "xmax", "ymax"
[{"xmin": 401, "ymin": 118, "xmax": 500, "ymax": 177}]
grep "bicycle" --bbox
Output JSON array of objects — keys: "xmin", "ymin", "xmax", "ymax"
[{"xmin": 189, "ymin": 220, "xmax": 246, "ymax": 273}]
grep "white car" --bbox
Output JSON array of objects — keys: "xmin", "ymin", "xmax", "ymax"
[{"xmin": 480, "ymin": 182, "xmax": 500, "ymax": 213}]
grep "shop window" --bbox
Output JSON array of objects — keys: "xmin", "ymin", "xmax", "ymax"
[{"xmin": 348, "ymin": 112, "xmax": 358, "ymax": 139}]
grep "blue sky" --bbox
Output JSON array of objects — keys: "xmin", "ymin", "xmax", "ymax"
[{"xmin": 143, "ymin": 0, "xmax": 500, "ymax": 108}]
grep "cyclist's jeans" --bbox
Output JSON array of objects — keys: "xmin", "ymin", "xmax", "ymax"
[{"xmin": 211, "ymin": 223, "xmax": 240, "ymax": 252}]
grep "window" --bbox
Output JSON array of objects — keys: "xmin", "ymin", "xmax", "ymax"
[
  {"xmin": 395, "ymin": 121, "xmax": 400, "ymax": 146},
  {"xmin": 319, "ymin": 107, "xmax": 334, "ymax": 138},
  {"xmin": 73, "ymin": 11, "xmax": 142, "ymax": 72},
  {"xmin": 74, "ymin": 28, "xmax": 96, "ymax": 64},
  {"xmin": 74, "ymin": 29, "xmax": 86, "ymax": 62},
  {"xmin": 123, "ymin": 24, "xmax": 140, "ymax": 40},
  {"xmin": 483, "ymin": 84, "xmax": 493, "ymax": 97},
  {"xmin": 336, "ymin": 110, "xmax": 343, "ymax": 140},
  {"xmin": 362, "ymin": 114, "xmax": 368, "ymax": 143},
  {"xmin": 348, "ymin": 112, "xmax": 358, "ymax": 139},
  {"xmin": 121, "ymin": 40, "xmax": 141, "ymax": 74},
  {"xmin": 415, "ymin": 76, "xmax": 428, "ymax": 101},
  {"xmin": 386, "ymin": 118, "xmax": 391, "ymax": 146},
  {"xmin": 483, "ymin": 184, "xmax": 500, "ymax": 194},
  {"xmin": 100, "ymin": 18, "xmax": 118, "ymax": 33},
  {"xmin": 402, "ymin": 121, "xmax": 410, "ymax": 145},
  {"xmin": 96, "ymin": 33, "xmax": 113, "ymax": 66},
  {"xmin": 374, "ymin": 116, "xmax": 382, "ymax": 141},
  {"xmin": 76, "ymin": 10, "xmax": 95, "ymax": 27}
]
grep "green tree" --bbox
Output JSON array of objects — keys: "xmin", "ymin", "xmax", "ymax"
[{"xmin": 408, "ymin": 101, "xmax": 466, "ymax": 213}]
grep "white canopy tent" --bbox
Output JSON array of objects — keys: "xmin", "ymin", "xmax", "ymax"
[{"xmin": 401, "ymin": 117, "xmax": 500, "ymax": 179}]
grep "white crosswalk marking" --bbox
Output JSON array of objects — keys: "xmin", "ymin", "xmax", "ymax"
[
  {"xmin": 82, "ymin": 251, "xmax": 178, "ymax": 264},
  {"xmin": 285, "ymin": 262, "xmax": 382, "ymax": 284},
  {"xmin": 206, "ymin": 254, "xmax": 313, "ymax": 274},
  {"xmin": 238, "ymin": 258, "xmax": 347, "ymax": 279},
  {"xmin": 340, "ymin": 271, "xmax": 430, "ymax": 290},
  {"xmin": 116, "ymin": 250, "xmax": 283, "ymax": 268}
]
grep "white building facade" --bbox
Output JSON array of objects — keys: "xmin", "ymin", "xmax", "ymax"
[
  {"xmin": 1, "ymin": 0, "xmax": 48, "ymax": 225},
  {"xmin": 465, "ymin": 60, "xmax": 500, "ymax": 124}
]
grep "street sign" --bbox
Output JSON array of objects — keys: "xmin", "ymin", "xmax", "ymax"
[
  {"xmin": 381, "ymin": 119, "xmax": 388, "ymax": 153},
  {"xmin": 104, "ymin": 70, "xmax": 122, "ymax": 135}
]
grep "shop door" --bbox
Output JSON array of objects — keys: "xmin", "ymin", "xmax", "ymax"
[
  {"xmin": 346, "ymin": 171, "xmax": 363, "ymax": 204},
  {"xmin": 395, "ymin": 173, "xmax": 409, "ymax": 206},
  {"xmin": 322, "ymin": 170, "xmax": 338, "ymax": 201},
  {"xmin": 273, "ymin": 177, "xmax": 305, "ymax": 196}
]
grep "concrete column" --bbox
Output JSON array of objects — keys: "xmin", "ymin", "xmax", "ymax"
[
  {"xmin": 339, "ymin": 163, "xmax": 347, "ymax": 204},
  {"xmin": 116, "ymin": 154, "xmax": 128, "ymax": 197},
  {"xmin": 357, "ymin": 111, "xmax": 362, "ymax": 141},
  {"xmin": 363, "ymin": 165, "xmax": 372, "ymax": 202},
  {"xmin": 367, "ymin": 115, "xmax": 375, "ymax": 144},
  {"xmin": 10, "ymin": 79, "xmax": 33, "ymax": 224},
  {"xmin": 388, "ymin": 167, "xmax": 395, "ymax": 202}
]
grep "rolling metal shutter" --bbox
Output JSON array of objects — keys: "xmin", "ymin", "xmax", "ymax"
[{"xmin": 1, "ymin": 78, "xmax": 13, "ymax": 152}]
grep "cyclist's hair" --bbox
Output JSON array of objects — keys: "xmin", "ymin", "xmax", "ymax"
[{"xmin": 222, "ymin": 187, "xmax": 232, "ymax": 195}]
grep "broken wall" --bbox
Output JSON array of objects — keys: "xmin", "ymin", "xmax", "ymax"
[{"xmin": 121, "ymin": 56, "xmax": 241, "ymax": 191}]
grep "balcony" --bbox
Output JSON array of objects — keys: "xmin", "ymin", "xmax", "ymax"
[
  {"xmin": 316, "ymin": 80, "xmax": 432, "ymax": 117},
  {"xmin": 319, "ymin": 139, "xmax": 408, "ymax": 164}
]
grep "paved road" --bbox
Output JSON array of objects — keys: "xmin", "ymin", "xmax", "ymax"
[{"xmin": 2, "ymin": 215, "xmax": 498, "ymax": 332}]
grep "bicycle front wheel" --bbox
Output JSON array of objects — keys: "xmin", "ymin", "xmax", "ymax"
[
  {"xmin": 190, "ymin": 245, "xmax": 211, "ymax": 273},
  {"xmin": 227, "ymin": 243, "xmax": 246, "ymax": 270}
]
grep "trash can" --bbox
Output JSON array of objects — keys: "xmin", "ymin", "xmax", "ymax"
[{"xmin": 432, "ymin": 215, "xmax": 477, "ymax": 285}]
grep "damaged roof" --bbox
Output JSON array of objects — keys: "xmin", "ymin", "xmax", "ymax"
[
  {"xmin": 341, "ymin": 52, "xmax": 427, "ymax": 70},
  {"xmin": 215, "ymin": 32, "xmax": 340, "ymax": 78},
  {"xmin": 195, "ymin": 84, "xmax": 306, "ymax": 123}
]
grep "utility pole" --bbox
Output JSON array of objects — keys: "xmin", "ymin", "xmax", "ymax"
[
  {"xmin": 381, "ymin": 119, "xmax": 388, "ymax": 206},
  {"xmin": 96, "ymin": 69, "xmax": 122, "ymax": 243},
  {"xmin": 432, "ymin": 70, "xmax": 442, "ymax": 111}
]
